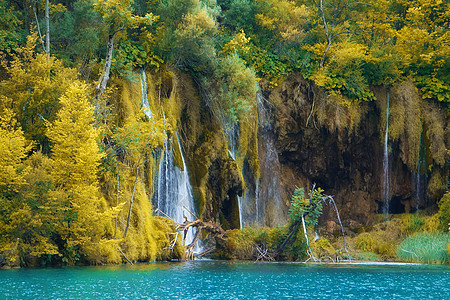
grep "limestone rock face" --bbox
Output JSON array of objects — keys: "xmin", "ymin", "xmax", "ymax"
[
  {"xmin": 255, "ymin": 75, "xmax": 444, "ymax": 226},
  {"xmin": 173, "ymin": 71, "xmax": 445, "ymax": 229}
]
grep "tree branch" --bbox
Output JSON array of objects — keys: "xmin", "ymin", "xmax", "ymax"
[{"xmin": 33, "ymin": 5, "xmax": 46, "ymax": 54}]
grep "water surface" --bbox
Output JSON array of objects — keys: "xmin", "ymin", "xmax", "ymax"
[{"xmin": 1, "ymin": 261, "xmax": 448, "ymax": 299}]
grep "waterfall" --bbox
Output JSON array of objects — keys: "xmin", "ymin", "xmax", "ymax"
[
  {"xmin": 154, "ymin": 134, "xmax": 197, "ymax": 246},
  {"xmin": 224, "ymin": 119, "xmax": 259, "ymax": 229},
  {"xmin": 140, "ymin": 69, "xmax": 153, "ymax": 119},
  {"xmin": 140, "ymin": 70, "xmax": 198, "ymax": 247},
  {"xmin": 256, "ymin": 93, "xmax": 285, "ymax": 227},
  {"xmin": 255, "ymin": 179, "xmax": 260, "ymax": 226},
  {"xmin": 382, "ymin": 90, "xmax": 390, "ymax": 215}
]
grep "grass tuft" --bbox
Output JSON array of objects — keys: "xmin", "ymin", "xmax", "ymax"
[{"xmin": 397, "ymin": 232, "xmax": 449, "ymax": 264}]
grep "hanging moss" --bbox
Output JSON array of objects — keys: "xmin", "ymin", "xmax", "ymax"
[
  {"xmin": 423, "ymin": 100, "xmax": 446, "ymax": 167},
  {"xmin": 238, "ymin": 107, "xmax": 260, "ymax": 179},
  {"xmin": 109, "ymin": 77, "xmax": 142, "ymax": 127},
  {"xmin": 315, "ymin": 91, "xmax": 366, "ymax": 133},
  {"xmin": 427, "ymin": 170, "xmax": 446, "ymax": 200},
  {"xmin": 389, "ymin": 80, "xmax": 422, "ymax": 171}
]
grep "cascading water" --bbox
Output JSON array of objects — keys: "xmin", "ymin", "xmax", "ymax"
[
  {"xmin": 223, "ymin": 119, "xmax": 261, "ymax": 229},
  {"xmin": 382, "ymin": 90, "xmax": 390, "ymax": 215},
  {"xmin": 140, "ymin": 69, "xmax": 153, "ymax": 119},
  {"xmin": 153, "ymin": 134, "xmax": 198, "ymax": 246},
  {"xmin": 140, "ymin": 69, "xmax": 198, "ymax": 247}
]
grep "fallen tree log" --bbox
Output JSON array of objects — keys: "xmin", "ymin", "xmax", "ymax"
[{"xmin": 155, "ymin": 207, "xmax": 226, "ymax": 260}]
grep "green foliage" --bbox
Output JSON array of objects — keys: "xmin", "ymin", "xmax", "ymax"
[
  {"xmin": 213, "ymin": 53, "xmax": 258, "ymax": 121},
  {"xmin": 438, "ymin": 192, "xmax": 450, "ymax": 231},
  {"xmin": 357, "ymin": 252, "xmax": 379, "ymax": 261},
  {"xmin": 397, "ymin": 232, "xmax": 449, "ymax": 264},
  {"xmin": 112, "ymin": 112, "xmax": 168, "ymax": 160},
  {"xmin": 113, "ymin": 39, "xmax": 163, "ymax": 77},
  {"xmin": 288, "ymin": 187, "xmax": 324, "ymax": 227},
  {"xmin": 51, "ymin": 0, "xmax": 105, "ymax": 69},
  {"xmin": 0, "ymin": 0, "xmax": 24, "ymax": 52},
  {"xmin": 244, "ymin": 44, "xmax": 291, "ymax": 86}
]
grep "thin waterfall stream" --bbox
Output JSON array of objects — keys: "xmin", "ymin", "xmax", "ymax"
[
  {"xmin": 140, "ymin": 69, "xmax": 153, "ymax": 119},
  {"xmin": 224, "ymin": 122, "xmax": 243, "ymax": 229},
  {"xmin": 383, "ymin": 90, "xmax": 390, "ymax": 215}
]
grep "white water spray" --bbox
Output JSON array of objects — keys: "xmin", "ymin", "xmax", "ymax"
[{"xmin": 154, "ymin": 135, "xmax": 198, "ymax": 246}]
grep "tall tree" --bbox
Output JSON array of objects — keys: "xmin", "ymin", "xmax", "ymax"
[
  {"xmin": 93, "ymin": 0, "xmax": 157, "ymax": 98},
  {"xmin": 45, "ymin": 0, "xmax": 50, "ymax": 59},
  {"xmin": 47, "ymin": 81, "xmax": 111, "ymax": 263}
]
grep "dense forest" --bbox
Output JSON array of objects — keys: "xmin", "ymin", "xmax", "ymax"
[{"xmin": 0, "ymin": 0, "xmax": 448, "ymax": 267}]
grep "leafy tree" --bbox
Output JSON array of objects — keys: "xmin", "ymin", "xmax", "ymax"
[
  {"xmin": 46, "ymin": 81, "xmax": 112, "ymax": 263},
  {"xmin": 93, "ymin": 0, "xmax": 158, "ymax": 97},
  {"xmin": 212, "ymin": 53, "xmax": 258, "ymax": 121},
  {"xmin": 255, "ymin": 0, "xmax": 310, "ymax": 43},
  {"xmin": 392, "ymin": 0, "xmax": 449, "ymax": 104},
  {"xmin": 289, "ymin": 186, "xmax": 324, "ymax": 227},
  {"xmin": 0, "ymin": 0, "xmax": 24, "ymax": 52},
  {"xmin": 0, "ymin": 32, "xmax": 78, "ymax": 152},
  {"xmin": 171, "ymin": 0, "xmax": 219, "ymax": 72},
  {"xmin": 51, "ymin": 0, "xmax": 105, "ymax": 73}
]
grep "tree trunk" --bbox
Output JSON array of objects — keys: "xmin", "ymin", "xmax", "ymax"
[
  {"xmin": 96, "ymin": 35, "xmax": 115, "ymax": 99},
  {"xmin": 319, "ymin": 0, "xmax": 331, "ymax": 68},
  {"xmin": 320, "ymin": 39, "xmax": 332, "ymax": 68},
  {"xmin": 45, "ymin": 0, "xmax": 50, "ymax": 60},
  {"xmin": 123, "ymin": 167, "xmax": 139, "ymax": 238}
]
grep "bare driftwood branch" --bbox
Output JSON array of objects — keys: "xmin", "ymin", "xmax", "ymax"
[
  {"xmin": 400, "ymin": 248, "xmax": 418, "ymax": 258},
  {"xmin": 158, "ymin": 207, "xmax": 226, "ymax": 260},
  {"xmin": 117, "ymin": 246, "xmax": 133, "ymax": 265},
  {"xmin": 255, "ymin": 244, "xmax": 274, "ymax": 262}
]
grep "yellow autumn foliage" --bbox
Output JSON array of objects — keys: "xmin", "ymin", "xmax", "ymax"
[{"xmin": 0, "ymin": 32, "xmax": 78, "ymax": 148}]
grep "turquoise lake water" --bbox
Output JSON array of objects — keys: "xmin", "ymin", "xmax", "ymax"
[{"xmin": 0, "ymin": 261, "xmax": 448, "ymax": 299}]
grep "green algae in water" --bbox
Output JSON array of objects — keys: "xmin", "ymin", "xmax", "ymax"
[{"xmin": 0, "ymin": 262, "xmax": 448, "ymax": 299}]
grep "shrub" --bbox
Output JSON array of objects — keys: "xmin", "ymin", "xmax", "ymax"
[
  {"xmin": 355, "ymin": 232, "xmax": 397, "ymax": 258},
  {"xmin": 438, "ymin": 192, "xmax": 450, "ymax": 231},
  {"xmin": 397, "ymin": 232, "xmax": 449, "ymax": 264}
]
